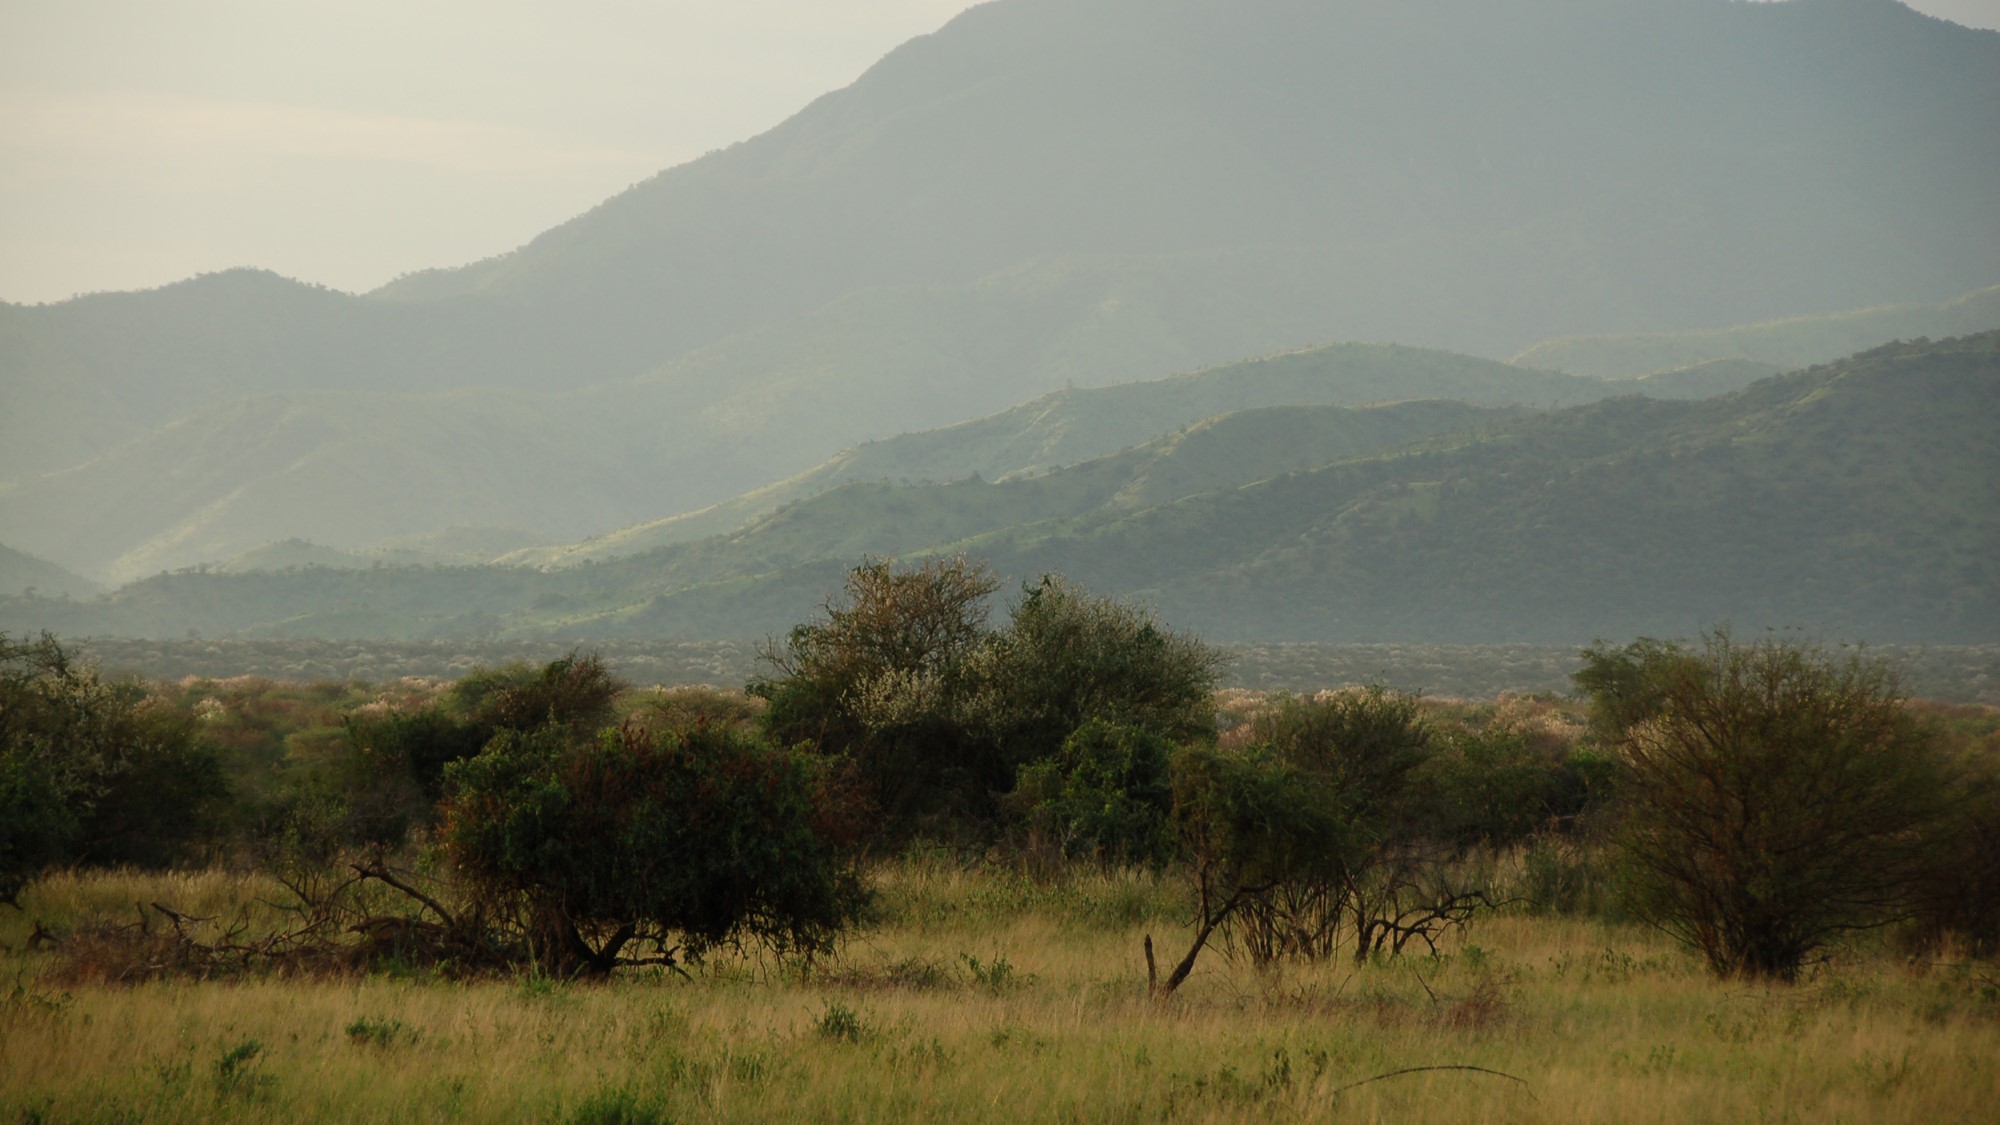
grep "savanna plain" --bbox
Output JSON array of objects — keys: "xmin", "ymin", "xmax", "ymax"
[{"xmin": 4, "ymin": 861, "xmax": 1997, "ymax": 1123}]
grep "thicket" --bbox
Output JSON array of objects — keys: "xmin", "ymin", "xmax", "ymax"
[
  {"xmin": 1, "ymin": 633, "xmax": 230, "ymax": 903},
  {"xmin": 4, "ymin": 596, "xmax": 1996, "ymax": 987}
]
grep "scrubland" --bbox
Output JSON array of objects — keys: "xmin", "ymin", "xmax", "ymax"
[{"xmin": 5, "ymin": 860, "xmax": 1995, "ymax": 1124}]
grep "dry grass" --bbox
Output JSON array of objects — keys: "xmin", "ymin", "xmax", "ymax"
[{"xmin": 4, "ymin": 865, "xmax": 1997, "ymax": 1123}]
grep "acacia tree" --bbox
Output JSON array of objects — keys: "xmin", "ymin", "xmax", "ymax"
[
  {"xmin": 1229, "ymin": 688, "xmax": 1500, "ymax": 965},
  {"xmin": 1586, "ymin": 633, "xmax": 1952, "ymax": 981},
  {"xmin": 1152, "ymin": 742, "xmax": 1347, "ymax": 997}
]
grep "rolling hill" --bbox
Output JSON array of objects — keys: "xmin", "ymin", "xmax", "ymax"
[{"xmin": 9, "ymin": 333, "xmax": 1993, "ymax": 644}]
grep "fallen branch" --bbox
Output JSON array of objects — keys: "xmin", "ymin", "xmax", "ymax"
[{"xmin": 1330, "ymin": 1064, "xmax": 1534, "ymax": 1104}]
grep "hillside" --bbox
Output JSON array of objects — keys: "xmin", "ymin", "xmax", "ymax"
[
  {"xmin": 513, "ymin": 342, "xmax": 1691, "ymax": 566},
  {"xmin": 4, "ymin": 0, "xmax": 1996, "ymax": 582},
  {"xmin": 0, "ymin": 544, "xmax": 101, "ymax": 600},
  {"xmin": 9, "ymin": 334, "xmax": 1994, "ymax": 644},
  {"xmin": 0, "ymin": 338, "xmax": 1779, "ymax": 582},
  {"xmin": 1514, "ymin": 284, "xmax": 2000, "ymax": 376}
]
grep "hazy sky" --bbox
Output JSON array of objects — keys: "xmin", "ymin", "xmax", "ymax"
[{"xmin": 1, "ymin": 0, "xmax": 1994, "ymax": 305}]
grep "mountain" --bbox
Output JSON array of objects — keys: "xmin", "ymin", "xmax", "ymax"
[
  {"xmin": 10, "ymin": 334, "xmax": 1994, "ymax": 644},
  {"xmin": 0, "ymin": 335, "xmax": 1782, "ymax": 582},
  {"xmin": 0, "ymin": 388, "xmax": 648, "ymax": 585},
  {"xmin": 3, "ymin": 0, "xmax": 1996, "ymax": 580},
  {"xmin": 1514, "ymin": 285, "xmax": 2000, "ymax": 377},
  {"xmin": 0, "ymin": 545, "xmax": 101, "ymax": 600},
  {"xmin": 381, "ymin": 0, "xmax": 2000, "ymax": 361},
  {"xmin": 513, "ymin": 341, "xmax": 1765, "ymax": 566}
]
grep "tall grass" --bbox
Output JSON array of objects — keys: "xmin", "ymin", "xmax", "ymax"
[{"xmin": 4, "ymin": 863, "xmax": 1996, "ymax": 1123}]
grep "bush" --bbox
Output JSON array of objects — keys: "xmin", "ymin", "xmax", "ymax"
[
  {"xmin": 440, "ymin": 722, "xmax": 867, "ymax": 977},
  {"xmin": 0, "ymin": 633, "xmax": 230, "ymax": 894},
  {"xmin": 974, "ymin": 576, "xmax": 1224, "ymax": 771},
  {"xmin": 754, "ymin": 556, "xmax": 1000, "ymax": 837},
  {"xmin": 1154, "ymin": 741, "xmax": 1349, "ymax": 994},
  {"xmin": 1232, "ymin": 688, "xmax": 1497, "ymax": 963},
  {"xmin": 1583, "ymin": 633, "xmax": 1954, "ymax": 980},
  {"xmin": 1013, "ymin": 720, "xmax": 1177, "ymax": 867},
  {"xmin": 754, "ymin": 560, "xmax": 1222, "ymax": 845}
]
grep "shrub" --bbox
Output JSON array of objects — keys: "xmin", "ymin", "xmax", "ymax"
[
  {"xmin": 755, "ymin": 560, "xmax": 1222, "ymax": 844},
  {"xmin": 1153, "ymin": 741, "xmax": 1349, "ymax": 995},
  {"xmin": 754, "ymin": 556, "xmax": 1000, "ymax": 837},
  {"xmin": 1585, "ymin": 632, "xmax": 1953, "ymax": 980},
  {"xmin": 440, "ymin": 722, "xmax": 867, "ymax": 977},
  {"xmin": 1013, "ymin": 720, "xmax": 1177, "ymax": 867},
  {"xmin": 973, "ymin": 576, "xmax": 1224, "ymax": 770},
  {"xmin": 0, "ymin": 633, "xmax": 230, "ymax": 893},
  {"xmin": 1233, "ymin": 688, "xmax": 1500, "ymax": 963}
]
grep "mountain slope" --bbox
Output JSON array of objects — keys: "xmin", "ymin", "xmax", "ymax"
[
  {"xmin": 0, "ymin": 545, "xmax": 101, "ymax": 600},
  {"xmin": 975, "ymin": 334, "xmax": 2000, "ymax": 641},
  {"xmin": 382, "ymin": 0, "xmax": 2000, "ymax": 363},
  {"xmin": 10, "ymin": 334, "xmax": 1994, "ymax": 644},
  {"xmin": 5, "ymin": 0, "xmax": 1996, "ymax": 583},
  {"xmin": 515, "ymin": 343, "xmax": 1623, "ymax": 565},
  {"xmin": 1514, "ymin": 284, "xmax": 2000, "ymax": 376}
]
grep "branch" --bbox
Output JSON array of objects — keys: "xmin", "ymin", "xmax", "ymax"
[
  {"xmin": 352, "ymin": 863, "xmax": 459, "ymax": 929},
  {"xmin": 1331, "ymin": 1065, "xmax": 1534, "ymax": 1104}
]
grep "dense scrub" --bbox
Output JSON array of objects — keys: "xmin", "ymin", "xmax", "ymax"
[{"xmin": 4, "ymin": 571, "xmax": 1998, "ymax": 991}]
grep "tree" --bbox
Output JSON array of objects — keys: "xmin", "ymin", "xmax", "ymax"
[
  {"xmin": 1012, "ymin": 720, "xmax": 1178, "ymax": 867},
  {"xmin": 1230, "ymin": 688, "xmax": 1498, "ymax": 965},
  {"xmin": 439, "ymin": 722, "xmax": 867, "ymax": 977},
  {"xmin": 0, "ymin": 633, "xmax": 230, "ymax": 899},
  {"xmin": 1152, "ymin": 741, "xmax": 1348, "ymax": 997},
  {"xmin": 323, "ymin": 650, "xmax": 627, "ymax": 853},
  {"xmin": 755, "ymin": 560, "xmax": 1225, "ymax": 847},
  {"xmin": 1582, "ymin": 633, "xmax": 1952, "ymax": 980},
  {"xmin": 753, "ymin": 555, "xmax": 1000, "ymax": 836},
  {"xmin": 974, "ymin": 575, "xmax": 1225, "ymax": 771}
]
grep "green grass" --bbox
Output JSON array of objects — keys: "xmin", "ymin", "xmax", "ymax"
[{"xmin": 4, "ymin": 861, "xmax": 1996, "ymax": 1122}]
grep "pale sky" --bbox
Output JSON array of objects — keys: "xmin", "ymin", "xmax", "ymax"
[{"xmin": 1, "ymin": 0, "xmax": 1994, "ymax": 305}]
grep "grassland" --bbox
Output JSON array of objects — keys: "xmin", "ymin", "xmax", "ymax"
[{"xmin": 5, "ymin": 860, "xmax": 1995, "ymax": 1123}]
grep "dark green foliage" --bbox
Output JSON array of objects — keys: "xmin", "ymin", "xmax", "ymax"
[
  {"xmin": 307, "ymin": 650, "xmax": 626, "ymax": 852},
  {"xmin": 1205, "ymin": 689, "xmax": 1520, "ymax": 964},
  {"xmin": 0, "ymin": 633, "xmax": 230, "ymax": 895},
  {"xmin": 1250, "ymin": 688, "xmax": 1430, "ymax": 828},
  {"xmin": 0, "ymin": 747, "xmax": 77, "ymax": 905},
  {"xmin": 1585, "ymin": 632, "xmax": 1954, "ymax": 980},
  {"xmin": 451, "ymin": 650, "xmax": 624, "ymax": 738},
  {"xmin": 755, "ymin": 560, "xmax": 1222, "ymax": 844},
  {"xmin": 1014, "ymin": 721, "xmax": 1177, "ymax": 867},
  {"xmin": 754, "ymin": 556, "xmax": 1000, "ymax": 837},
  {"xmin": 75, "ymin": 705, "xmax": 231, "ymax": 869},
  {"xmin": 1902, "ymin": 743, "xmax": 2000, "ymax": 958},
  {"xmin": 440, "ymin": 722, "xmax": 866, "ymax": 977},
  {"xmin": 1420, "ymin": 720, "xmax": 1600, "ymax": 850},
  {"xmin": 1154, "ymin": 741, "xmax": 1349, "ymax": 995},
  {"xmin": 976, "ymin": 576, "xmax": 1225, "ymax": 771},
  {"xmin": 1573, "ymin": 638, "xmax": 1685, "ymax": 738}
]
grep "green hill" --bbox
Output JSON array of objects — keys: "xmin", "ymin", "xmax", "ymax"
[
  {"xmin": 515, "ymin": 341, "xmax": 1772, "ymax": 567},
  {"xmin": 10, "ymin": 334, "xmax": 1994, "ymax": 644},
  {"xmin": 0, "ymin": 388, "xmax": 649, "ymax": 585}
]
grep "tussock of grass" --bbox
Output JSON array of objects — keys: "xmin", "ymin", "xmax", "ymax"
[{"xmin": 4, "ymin": 863, "xmax": 1997, "ymax": 1122}]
